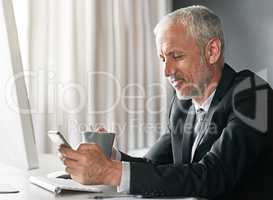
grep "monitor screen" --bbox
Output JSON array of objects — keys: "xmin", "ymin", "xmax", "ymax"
[{"xmin": 0, "ymin": 0, "xmax": 38, "ymax": 170}]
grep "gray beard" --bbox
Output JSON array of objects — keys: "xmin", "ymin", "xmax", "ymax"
[{"xmin": 176, "ymin": 91, "xmax": 192, "ymax": 100}]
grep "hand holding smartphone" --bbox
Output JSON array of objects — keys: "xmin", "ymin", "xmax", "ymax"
[
  {"xmin": 47, "ymin": 131, "xmax": 72, "ymax": 179},
  {"xmin": 48, "ymin": 130, "xmax": 71, "ymax": 148}
]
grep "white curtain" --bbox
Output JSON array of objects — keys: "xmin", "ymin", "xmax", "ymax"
[{"xmin": 26, "ymin": 0, "xmax": 172, "ymax": 153}]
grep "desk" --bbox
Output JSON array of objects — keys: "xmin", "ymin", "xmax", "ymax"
[{"xmin": 0, "ymin": 154, "xmax": 200, "ymax": 200}]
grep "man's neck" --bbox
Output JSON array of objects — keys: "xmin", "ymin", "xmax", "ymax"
[
  {"xmin": 192, "ymin": 63, "xmax": 223, "ymax": 105},
  {"xmin": 192, "ymin": 85, "xmax": 217, "ymax": 106}
]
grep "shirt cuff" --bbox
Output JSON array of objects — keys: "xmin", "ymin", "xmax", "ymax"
[
  {"xmin": 117, "ymin": 161, "xmax": 130, "ymax": 193},
  {"xmin": 115, "ymin": 150, "xmax": 122, "ymax": 160}
]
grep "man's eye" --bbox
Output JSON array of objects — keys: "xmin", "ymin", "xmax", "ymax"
[{"xmin": 173, "ymin": 54, "xmax": 184, "ymax": 60}]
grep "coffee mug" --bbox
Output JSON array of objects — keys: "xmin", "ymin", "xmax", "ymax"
[{"xmin": 81, "ymin": 132, "xmax": 115, "ymax": 158}]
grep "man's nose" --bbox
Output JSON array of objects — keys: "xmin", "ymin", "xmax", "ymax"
[{"xmin": 164, "ymin": 60, "xmax": 175, "ymax": 77}]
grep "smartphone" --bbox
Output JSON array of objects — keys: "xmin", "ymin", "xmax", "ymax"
[{"xmin": 48, "ymin": 130, "xmax": 71, "ymax": 148}]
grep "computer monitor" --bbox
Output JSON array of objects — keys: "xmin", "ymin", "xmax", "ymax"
[{"xmin": 0, "ymin": 0, "xmax": 38, "ymax": 170}]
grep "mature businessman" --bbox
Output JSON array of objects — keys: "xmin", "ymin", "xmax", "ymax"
[{"xmin": 59, "ymin": 5, "xmax": 273, "ymax": 199}]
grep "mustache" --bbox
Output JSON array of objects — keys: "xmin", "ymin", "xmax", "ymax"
[{"xmin": 169, "ymin": 74, "xmax": 187, "ymax": 83}]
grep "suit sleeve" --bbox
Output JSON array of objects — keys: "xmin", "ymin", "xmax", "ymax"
[{"xmin": 120, "ymin": 133, "xmax": 173, "ymax": 164}]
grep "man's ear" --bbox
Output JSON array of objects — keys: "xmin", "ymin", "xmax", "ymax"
[{"xmin": 205, "ymin": 38, "xmax": 222, "ymax": 65}]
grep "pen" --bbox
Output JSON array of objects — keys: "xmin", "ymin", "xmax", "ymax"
[{"xmin": 92, "ymin": 194, "xmax": 144, "ymax": 199}]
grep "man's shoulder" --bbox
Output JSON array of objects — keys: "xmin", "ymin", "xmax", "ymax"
[
  {"xmin": 220, "ymin": 65, "xmax": 272, "ymax": 101},
  {"xmin": 221, "ymin": 66, "xmax": 272, "ymax": 128},
  {"xmin": 233, "ymin": 67, "xmax": 271, "ymax": 88},
  {"xmin": 232, "ymin": 68, "xmax": 272, "ymax": 99}
]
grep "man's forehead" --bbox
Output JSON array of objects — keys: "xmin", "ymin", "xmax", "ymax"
[
  {"xmin": 155, "ymin": 24, "xmax": 193, "ymax": 53},
  {"xmin": 156, "ymin": 40, "xmax": 181, "ymax": 55}
]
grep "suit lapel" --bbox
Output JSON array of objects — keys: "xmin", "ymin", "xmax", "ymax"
[
  {"xmin": 191, "ymin": 64, "xmax": 237, "ymax": 161},
  {"xmin": 171, "ymin": 99, "xmax": 192, "ymax": 164}
]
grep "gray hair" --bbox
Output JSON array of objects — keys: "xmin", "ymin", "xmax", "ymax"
[{"xmin": 154, "ymin": 5, "xmax": 225, "ymax": 58}]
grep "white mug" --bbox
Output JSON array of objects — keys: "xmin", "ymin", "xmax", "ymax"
[{"xmin": 81, "ymin": 132, "xmax": 115, "ymax": 158}]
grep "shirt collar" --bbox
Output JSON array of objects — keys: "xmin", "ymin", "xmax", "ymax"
[{"xmin": 192, "ymin": 90, "xmax": 216, "ymax": 113}]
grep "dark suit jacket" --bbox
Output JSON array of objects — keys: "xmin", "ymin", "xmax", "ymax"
[{"xmin": 120, "ymin": 64, "xmax": 273, "ymax": 199}]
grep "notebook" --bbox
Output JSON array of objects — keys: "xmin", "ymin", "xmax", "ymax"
[{"xmin": 29, "ymin": 176, "xmax": 102, "ymax": 194}]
